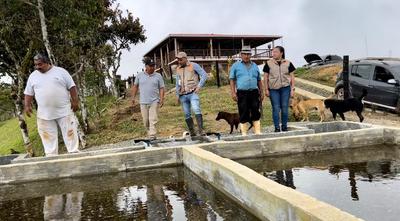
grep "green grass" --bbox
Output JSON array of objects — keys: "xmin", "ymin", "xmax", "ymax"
[
  {"xmin": 0, "ymin": 112, "xmax": 44, "ymax": 156},
  {"xmin": 84, "ymin": 85, "xmax": 294, "ymax": 147},
  {"xmin": 1, "ymin": 85, "xmax": 295, "ymax": 156}
]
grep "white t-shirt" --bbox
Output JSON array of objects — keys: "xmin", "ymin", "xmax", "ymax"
[{"xmin": 24, "ymin": 66, "xmax": 76, "ymax": 120}]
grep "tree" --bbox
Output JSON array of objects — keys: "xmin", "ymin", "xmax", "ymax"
[
  {"xmin": 103, "ymin": 4, "xmax": 146, "ymax": 98},
  {"xmin": 0, "ymin": 0, "xmax": 42, "ymax": 156},
  {"xmin": 1, "ymin": 0, "xmax": 146, "ymax": 154}
]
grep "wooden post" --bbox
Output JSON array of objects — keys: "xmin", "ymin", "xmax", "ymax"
[
  {"xmin": 218, "ymin": 42, "xmax": 221, "ymax": 58},
  {"xmin": 160, "ymin": 47, "xmax": 164, "ymax": 76},
  {"xmin": 153, "ymin": 53, "xmax": 157, "ymax": 68},
  {"xmin": 343, "ymin": 55, "xmax": 350, "ymax": 99},
  {"xmin": 216, "ymin": 61, "xmax": 220, "ymax": 88},
  {"xmin": 160, "ymin": 47, "xmax": 164, "ymax": 65},
  {"xmin": 174, "ymin": 38, "xmax": 178, "ymax": 56},
  {"xmin": 210, "ymin": 38, "xmax": 214, "ymax": 58},
  {"xmin": 169, "ymin": 65, "xmax": 174, "ymax": 84},
  {"xmin": 166, "ymin": 44, "xmax": 170, "ymax": 63}
]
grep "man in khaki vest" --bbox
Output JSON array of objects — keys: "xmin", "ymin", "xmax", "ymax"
[{"xmin": 175, "ymin": 52, "xmax": 208, "ymax": 136}]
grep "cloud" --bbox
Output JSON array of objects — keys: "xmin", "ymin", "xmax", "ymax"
[{"xmin": 117, "ymin": 0, "xmax": 400, "ymax": 78}]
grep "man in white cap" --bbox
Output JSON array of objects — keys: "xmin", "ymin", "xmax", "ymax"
[
  {"xmin": 229, "ymin": 46, "xmax": 264, "ymax": 136},
  {"xmin": 175, "ymin": 51, "xmax": 208, "ymax": 136},
  {"xmin": 24, "ymin": 53, "xmax": 80, "ymax": 156}
]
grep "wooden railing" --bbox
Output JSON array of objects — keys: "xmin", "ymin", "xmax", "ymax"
[{"xmin": 165, "ymin": 48, "xmax": 271, "ymax": 64}]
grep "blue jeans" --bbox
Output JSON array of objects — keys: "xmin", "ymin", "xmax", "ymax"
[
  {"xmin": 269, "ymin": 86, "xmax": 291, "ymax": 129},
  {"xmin": 179, "ymin": 93, "xmax": 202, "ymax": 119}
]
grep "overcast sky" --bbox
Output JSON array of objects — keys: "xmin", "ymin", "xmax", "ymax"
[{"xmin": 117, "ymin": 0, "xmax": 399, "ymax": 78}]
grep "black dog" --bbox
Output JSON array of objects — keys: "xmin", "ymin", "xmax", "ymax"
[
  {"xmin": 324, "ymin": 89, "xmax": 367, "ymax": 122},
  {"xmin": 215, "ymin": 111, "xmax": 253, "ymax": 134}
]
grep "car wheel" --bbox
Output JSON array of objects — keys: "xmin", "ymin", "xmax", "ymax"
[{"xmin": 336, "ymin": 87, "xmax": 344, "ymax": 100}]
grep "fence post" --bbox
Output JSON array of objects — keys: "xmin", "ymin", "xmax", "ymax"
[
  {"xmin": 343, "ymin": 55, "xmax": 350, "ymax": 99},
  {"xmin": 216, "ymin": 61, "xmax": 220, "ymax": 88}
]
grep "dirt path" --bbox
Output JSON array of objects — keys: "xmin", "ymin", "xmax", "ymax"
[{"xmin": 295, "ymin": 78, "xmax": 400, "ymax": 127}]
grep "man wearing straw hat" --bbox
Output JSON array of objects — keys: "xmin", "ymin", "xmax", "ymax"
[{"xmin": 229, "ymin": 45, "xmax": 264, "ymax": 136}]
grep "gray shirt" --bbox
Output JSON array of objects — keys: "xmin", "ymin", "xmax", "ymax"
[{"xmin": 134, "ymin": 71, "xmax": 165, "ymax": 104}]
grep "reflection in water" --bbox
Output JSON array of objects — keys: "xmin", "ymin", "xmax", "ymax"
[
  {"xmin": 0, "ymin": 168, "xmax": 260, "ymax": 221},
  {"xmin": 263, "ymin": 170, "xmax": 296, "ymax": 189},
  {"xmin": 237, "ymin": 145, "xmax": 400, "ymax": 221},
  {"xmin": 146, "ymin": 184, "xmax": 171, "ymax": 220},
  {"xmin": 262, "ymin": 160, "xmax": 398, "ymax": 201},
  {"xmin": 43, "ymin": 192, "xmax": 83, "ymax": 221}
]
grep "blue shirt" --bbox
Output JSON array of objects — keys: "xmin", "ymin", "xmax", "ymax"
[
  {"xmin": 229, "ymin": 60, "xmax": 261, "ymax": 90},
  {"xmin": 175, "ymin": 62, "xmax": 208, "ymax": 96}
]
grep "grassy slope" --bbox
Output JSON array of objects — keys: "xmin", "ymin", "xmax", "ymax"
[
  {"xmin": 294, "ymin": 64, "xmax": 342, "ymax": 87},
  {"xmin": 0, "ymin": 84, "xmax": 293, "ymax": 156},
  {"xmin": 86, "ymin": 85, "xmax": 280, "ymax": 147},
  {"xmin": 0, "ymin": 112, "xmax": 44, "ymax": 156}
]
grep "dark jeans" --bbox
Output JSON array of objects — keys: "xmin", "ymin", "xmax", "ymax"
[
  {"xmin": 269, "ymin": 86, "xmax": 291, "ymax": 129},
  {"xmin": 237, "ymin": 89, "xmax": 261, "ymax": 123}
]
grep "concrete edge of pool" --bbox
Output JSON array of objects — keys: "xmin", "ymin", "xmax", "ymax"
[
  {"xmin": 182, "ymin": 146, "xmax": 363, "ymax": 221},
  {"xmin": 1, "ymin": 121, "xmax": 400, "ymax": 221}
]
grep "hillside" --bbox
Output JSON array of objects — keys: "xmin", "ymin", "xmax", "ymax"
[{"xmin": 0, "ymin": 85, "xmax": 285, "ymax": 156}]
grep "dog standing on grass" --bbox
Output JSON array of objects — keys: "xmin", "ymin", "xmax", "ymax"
[
  {"xmin": 324, "ymin": 89, "xmax": 367, "ymax": 122},
  {"xmin": 215, "ymin": 111, "xmax": 253, "ymax": 134},
  {"xmin": 290, "ymin": 97, "xmax": 326, "ymax": 122}
]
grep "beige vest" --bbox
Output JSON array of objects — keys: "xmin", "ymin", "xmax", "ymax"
[
  {"xmin": 176, "ymin": 62, "xmax": 200, "ymax": 94},
  {"xmin": 266, "ymin": 59, "xmax": 292, "ymax": 90}
]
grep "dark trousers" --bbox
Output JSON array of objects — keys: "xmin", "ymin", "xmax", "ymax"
[{"xmin": 237, "ymin": 89, "xmax": 261, "ymax": 123}]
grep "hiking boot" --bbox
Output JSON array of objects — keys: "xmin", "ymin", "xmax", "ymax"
[
  {"xmin": 240, "ymin": 123, "xmax": 248, "ymax": 136},
  {"xmin": 253, "ymin": 120, "xmax": 262, "ymax": 135},
  {"xmin": 185, "ymin": 117, "xmax": 196, "ymax": 136},
  {"xmin": 274, "ymin": 127, "xmax": 281, "ymax": 133},
  {"xmin": 281, "ymin": 126, "xmax": 288, "ymax": 132},
  {"xmin": 195, "ymin": 114, "xmax": 206, "ymax": 136}
]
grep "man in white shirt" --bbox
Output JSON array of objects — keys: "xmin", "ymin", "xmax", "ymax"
[{"xmin": 24, "ymin": 53, "xmax": 80, "ymax": 156}]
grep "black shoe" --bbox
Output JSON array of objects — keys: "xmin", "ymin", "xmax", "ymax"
[
  {"xmin": 274, "ymin": 128, "xmax": 281, "ymax": 133},
  {"xmin": 281, "ymin": 126, "xmax": 288, "ymax": 132}
]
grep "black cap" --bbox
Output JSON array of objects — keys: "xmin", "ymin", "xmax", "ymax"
[{"xmin": 143, "ymin": 57, "xmax": 155, "ymax": 66}]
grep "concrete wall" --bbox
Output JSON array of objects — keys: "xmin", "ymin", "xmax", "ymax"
[
  {"xmin": 182, "ymin": 147, "xmax": 362, "ymax": 221},
  {"xmin": 383, "ymin": 127, "xmax": 400, "ymax": 145},
  {"xmin": 0, "ymin": 147, "xmax": 181, "ymax": 184},
  {"xmin": 201, "ymin": 127, "xmax": 385, "ymax": 159}
]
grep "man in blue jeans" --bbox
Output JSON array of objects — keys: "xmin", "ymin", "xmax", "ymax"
[{"xmin": 175, "ymin": 52, "xmax": 208, "ymax": 136}]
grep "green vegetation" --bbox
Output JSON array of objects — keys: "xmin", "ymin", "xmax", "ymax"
[
  {"xmin": 0, "ymin": 85, "xmax": 295, "ymax": 156},
  {"xmin": 0, "ymin": 112, "xmax": 43, "ymax": 156}
]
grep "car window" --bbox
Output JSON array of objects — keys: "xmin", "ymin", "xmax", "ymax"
[
  {"xmin": 351, "ymin": 65, "xmax": 371, "ymax": 80},
  {"xmin": 374, "ymin": 66, "xmax": 395, "ymax": 83}
]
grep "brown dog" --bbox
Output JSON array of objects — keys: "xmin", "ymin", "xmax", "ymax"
[
  {"xmin": 216, "ymin": 111, "xmax": 253, "ymax": 134},
  {"xmin": 290, "ymin": 97, "xmax": 326, "ymax": 122}
]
